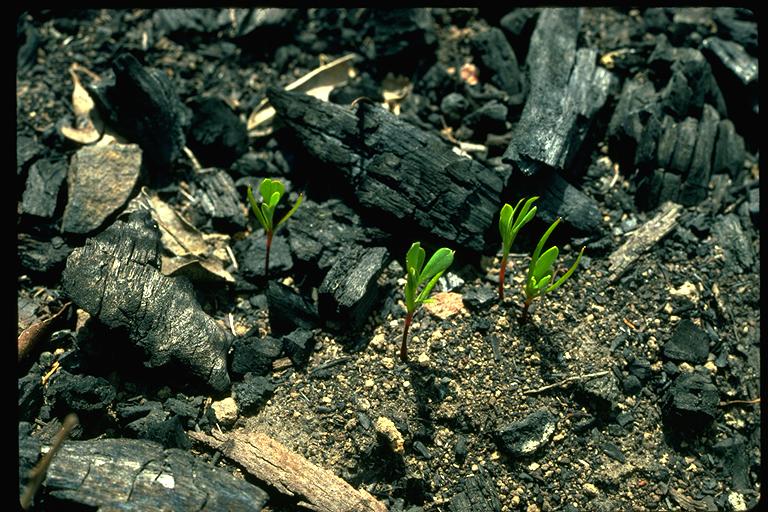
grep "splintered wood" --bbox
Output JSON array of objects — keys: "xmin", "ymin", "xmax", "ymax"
[
  {"xmin": 189, "ymin": 429, "xmax": 387, "ymax": 512},
  {"xmin": 607, "ymin": 201, "xmax": 682, "ymax": 284}
]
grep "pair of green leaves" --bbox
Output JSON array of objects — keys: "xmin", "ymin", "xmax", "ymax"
[
  {"xmin": 524, "ymin": 218, "xmax": 585, "ymax": 302},
  {"xmin": 404, "ymin": 242, "xmax": 454, "ymax": 315},
  {"xmin": 247, "ymin": 178, "xmax": 303, "ymax": 234},
  {"xmin": 499, "ymin": 196, "xmax": 538, "ymax": 259}
]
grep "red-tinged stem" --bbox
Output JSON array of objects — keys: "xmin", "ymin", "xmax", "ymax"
[
  {"xmin": 400, "ymin": 311, "xmax": 413, "ymax": 362},
  {"xmin": 519, "ymin": 298, "xmax": 532, "ymax": 324},
  {"xmin": 498, "ymin": 255, "xmax": 507, "ymax": 301},
  {"xmin": 265, "ymin": 231, "xmax": 273, "ymax": 278}
]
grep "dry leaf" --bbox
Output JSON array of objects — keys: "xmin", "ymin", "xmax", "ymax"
[
  {"xmin": 247, "ymin": 54, "xmax": 356, "ymax": 134},
  {"xmin": 60, "ymin": 63, "xmax": 104, "ymax": 144},
  {"xmin": 381, "ymin": 73, "xmax": 412, "ymax": 116},
  {"xmin": 18, "ymin": 302, "xmax": 71, "ymax": 363}
]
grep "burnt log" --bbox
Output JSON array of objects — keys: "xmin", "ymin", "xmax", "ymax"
[
  {"xmin": 62, "ymin": 210, "xmax": 231, "ymax": 391},
  {"xmin": 470, "ymin": 27, "xmax": 524, "ymax": 101},
  {"xmin": 502, "ymin": 8, "xmax": 616, "ymax": 176},
  {"xmin": 266, "ymin": 281, "xmax": 320, "ymax": 336},
  {"xmin": 19, "ymin": 437, "xmax": 268, "ymax": 510},
  {"xmin": 268, "ymin": 88, "xmax": 507, "ymax": 254}
]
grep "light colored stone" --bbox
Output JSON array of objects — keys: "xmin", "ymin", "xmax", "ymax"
[
  {"xmin": 423, "ymin": 292, "xmax": 465, "ymax": 319},
  {"xmin": 211, "ymin": 397, "xmax": 238, "ymax": 427}
]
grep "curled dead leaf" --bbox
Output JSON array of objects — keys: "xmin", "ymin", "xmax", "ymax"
[{"xmin": 60, "ymin": 63, "xmax": 104, "ymax": 144}]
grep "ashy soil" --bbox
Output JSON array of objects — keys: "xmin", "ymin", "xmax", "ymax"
[{"xmin": 17, "ymin": 8, "xmax": 760, "ymax": 511}]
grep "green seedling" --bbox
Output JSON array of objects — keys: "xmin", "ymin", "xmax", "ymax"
[
  {"xmin": 498, "ymin": 196, "xmax": 538, "ymax": 301},
  {"xmin": 247, "ymin": 178, "xmax": 303, "ymax": 276},
  {"xmin": 401, "ymin": 242, "xmax": 454, "ymax": 362},
  {"xmin": 521, "ymin": 218, "xmax": 585, "ymax": 324}
]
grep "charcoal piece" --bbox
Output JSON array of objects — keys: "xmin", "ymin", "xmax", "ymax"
[
  {"xmin": 233, "ymin": 373, "xmax": 275, "ymax": 413},
  {"xmin": 231, "ymin": 151, "xmax": 282, "ymax": 178},
  {"xmin": 502, "ymin": 9, "xmax": 616, "ymax": 176},
  {"xmin": 601, "ymin": 442, "xmax": 626, "ymax": 463},
  {"xmin": 747, "ymin": 187, "xmax": 758, "ymax": 225},
  {"xmin": 576, "ymin": 374, "xmax": 621, "ymax": 419},
  {"xmin": 607, "ymin": 76, "xmax": 658, "ymax": 145},
  {"xmin": 711, "ymin": 214, "xmax": 754, "ymax": 272},
  {"xmin": 413, "ymin": 440, "xmax": 432, "ymax": 460},
  {"xmin": 366, "ymin": 9, "xmax": 436, "ymax": 65},
  {"xmin": 702, "ymin": 38, "xmax": 757, "ymax": 87},
  {"xmin": 463, "ymin": 100, "xmax": 508, "ymax": 135},
  {"xmin": 454, "ymin": 435, "xmax": 468, "ymax": 462},
  {"xmin": 192, "ymin": 169, "xmax": 247, "ymax": 232},
  {"xmin": 318, "ymin": 245, "xmax": 389, "ymax": 332},
  {"xmin": 268, "ymin": 89, "xmax": 506, "ymax": 254},
  {"xmin": 712, "ymin": 8, "xmax": 757, "ymax": 53},
  {"xmin": 186, "ymin": 97, "xmax": 249, "ymax": 168},
  {"xmin": 659, "ymin": 70, "xmax": 692, "ymax": 118},
  {"xmin": 532, "ymin": 169, "xmax": 602, "ymax": 234},
  {"xmin": 18, "ymin": 233, "xmax": 72, "ymax": 279},
  {"xmin": 286, "ymin": 199, "xmax": 386, "ymax": 274},
  {"xmin": 627, "ymin": 356, "xmax": 652, "ymax": 382},
  {"xmin": 128, "ymin": 411, "xmax": 191, "ymax": 450},
  {"xmin": 282, "ymin": 329, "xmax": 315, "ymax": 368},
  {"xmin": 45, "ymin": 370, "xmax": 116, "ymax": 414},
  {"xmin": 680, "ymin": 105, "xmax": 719, "ymax": 206},
  {"xmin": 233, "ymin": 232, "xmax": 292, "ymax": 282},
  {"xmin": 266, "ymin": 281, "xmax": 320, "ymax": 336},
  {"xmin": 62, "ymin": 210, "xmax": 231, "ymax": 391},
  {"xmin": 18, "ymin": 437, "xmax": 268, "ymax": 510},
  {"xmin": 17, "ymin": 17, "xmax": 40, "ymax": 72},
  {"xmin": 634, "ymin": 113, "xmax": 662, "ymax": 170},
  {"xmin": 117, "ymin": 400, "xmax": 163, "ymax": 423},
  {"xmin": 664, "ymin": 319, "xmax": 710, "ymax": 365},
  {"xmin": 441, "ymin": 93, "xmax": 470, "ymax": 126},
  {"xmin": 648, "ymin": 39, "xmax": 727, "ymax": 117},
  {"xmin": 21, "ymin": 159, "xmax": 67, "ymax": 219},
  {"xmin": 496, "ymin": 409, "xmax": 557, "ymax": 457},
  {"xmin": 712, "ymin": 120, "xmax": 746, "ymax": 179},
  {"xmin": 61, "ymin": 143, "xmax": 142, "ymax": 234},
  {"xmin": 18, "ymin": 365, "xmax": 44, "ymax": 422},
  {"xmin": 669, "ymin": 117, "xmax": 698, "ymax": 174},
  {"xmin": 713, "ymin": 436, "xmax": 751, "ymax": 491},
  {"xmin": 655, "ymin": 115, "xmax": 677, "ymax": 169},
  {"xmin": 470, "ymin": 27, "xmax": 523, "ymax": 99},
  {"xmin": 231, "ymin": 336, "xmax": 283, "ymax": 378},
  {"xmin": 462, "ymin": 286, "xmax": 496, "ymax": 311},
  {"xmin": 622, "ymin": 375, "xmax": 642, "ymax": 395},
  {"xmin": 164, "ymin": 396, "xmax": 201, "ymax": 422},
  {"xmin": 643, "ymin": 8, "xmax": 670, "ymax": 32},
  {"xmin": 662, "ymin": 373, "xmax": 719, "ymax": 431},
  {"xmin": 152, "ymin": 9, "xmax": 226, "ymax": 36},
  {"xmin": 16, "ymin": 135, "xmax": 42, "ymax": 174},
  {"xmin": 499, "ymin": 8, "xmax": 539, "ymax": 44},
  {"xmin": 90, "ymin": 52, "xmax": 187, "ymax": 169},
  {"xmin": 227, "ymin": 8, "xmax": 297, "ymax": 39}
]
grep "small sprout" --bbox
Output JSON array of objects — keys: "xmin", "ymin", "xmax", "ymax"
[
  {"xmin": 498, "ymin": 196, "xmax": 538, "ymax": 301},
  {"xmin": 521, "ymin": 218, "xmax": 585, "ymax": 324},
  {"xmin": 247, "ymin": 178, "xmax": 303, "ymax": 277},
  {"xmin": 401, "ymin": 242, "xmax": 454, "ymax": 362}
]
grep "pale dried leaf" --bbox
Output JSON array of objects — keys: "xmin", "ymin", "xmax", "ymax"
[
  {"xmin": 247, "ymin": 54, "xmax": 356, "ymax": 132},
  {"xmin": 161, "ymin": 255, "xmax": 235, "ymax": 284},
  {"xmin": 60, "ymin": 64, "xmax": 104, "ymax": 144}
]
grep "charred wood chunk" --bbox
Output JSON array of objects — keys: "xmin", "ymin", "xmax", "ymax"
[
  {"xmin": 186, "ymin": 96, "xmax": 249, "ymax": 168},
  {"xmin": 503, "ymin": 9, "xmax": 616, "ymax": 176},
  {"xmin": 230, "ymin": 335, "xmax": 283, "ymax": 378},
  {"xmin": 21, "ymin": 159, "xmax": 67, "ymax": 219},
  {"xmin": 90, "ymin": 52, "xmax": 187, "ymax": 169},
  {"xmin": 607, "ymin": 76, "xmax": 658, "ymax": 148},
  {"xmin": 62, "ymin": 143, "xmax": 142, "ymax": 235},
  {"xmin": 19, "ymin": 233, "xmax": 73, "ymax": 279},
  {"xmin": 319, "ymin": 246, "xmax": 390, "ymax": 332},
  {"xmin": 471, "ymin": 27, "xmax": 524, "ymax": 100},
  {"xmin": 19, "ymin": 437, "xmax": 268, "ymax": 510},
  {"xmin": 531, "ymin": 169, "xmax": 602, "ymax": 235},
  {"xmin": 233, "ymin": 232, "xmax": 292, "ymax": 282},
  {"xmin": 449, "ymin": 471, "xmax": 501, "ymax": 512},
  {"xmin": 269, "ymin": 89, "xmax": 504, "ymax": 253},
  {"xmin": 17, "ymin": 135, "xmax": 43, "ymax": 176},
  {"xmin": 233, "ymin": 373, "xmax": 275, "ymax": 413},
  {"xmin": 702, "ymin": 37, "xmax": 757, "ymax": 87},
  {"xmin": 62, "ymin": 210, "xmax": 231, "ymax": 391},
  {"xmin": 712, "ymin": 7, "xmax": 757, "ymax": 54},
  {"xmin": 496, "ymin": 409, "xmax": 557, "ymax": 457},
  {"xmin": 655, "ymin": 115, "xmax": 678, "ymax": 169},
  {"xmin": 712, "ymin": 120, "xmax": 746, "ymax": 180},
  {"xmin": 662, "ymin": 373, "xmax": 719, "ymax": 432},
  {"xmin": 266, "ymin": 281, "xmax": 319, "ymax": 336},
  {"xmin": 192, "ymin": 169, "xmax": 247, "ymax": 233},
  {"xmin": 282, "ymin": 328, "xmax": 315, "ymax": 368},
  {"xmin": 680, "ymin": 104, "xmax": 719, "ymax": 206},
  {"xmin": 711, "ymin": 213, "xmax": 754, "ymax": 272},
  {"xmin": 669, "ymin": 117, "xmax": 698, "ymax": 175}
]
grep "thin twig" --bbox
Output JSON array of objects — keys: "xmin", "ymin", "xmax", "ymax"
[
  {"xmin": 720, "ymin": 398, "xmax": 760, "ymax": 407},
  {"xmin": 20, "ymin": 413, "xmax": 79, "ymax": 510},
  {"xmin": 523, "ymin": 371, "xmax": 610, "ymax": 395}
]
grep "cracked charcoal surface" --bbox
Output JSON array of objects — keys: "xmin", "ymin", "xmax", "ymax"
[
  {"xmin": 233, "ymin": 232, "xmax": 293, "ymax": 282},
  {"xmin": 21, "ymin": 158, "xmax": 67, "ymax": 219},
  {"xmin": 503, "ymin": 9, "xmax": 617, "ymax": 176},
  {"xmin": 268, "ymin": 88, "xmax": 507, "ymax": 254},
  {"xmin": 19, "ymin": 437, "xmax": 268, "ymax": 510},
  {"xmin": 62, "ymin": 210, "xmax": 231, "ymax": 391},
  {"xmin": 318, "ymin": 245, "xmax": 390, "ymax": 333},
  {"xmin": 191, "ymin": 168, "xmax": 247, "ymax": 233},
  {"xmin": 266, "ymin": 281, "xmax": 320, "ymax": 336},
  {"xmin": 496, "ymin": 410, "xmax": 557, "ymax": 457},
  {"xmin": 186, "ymin": 96, "xmax": 249, "ymax": 169}
]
